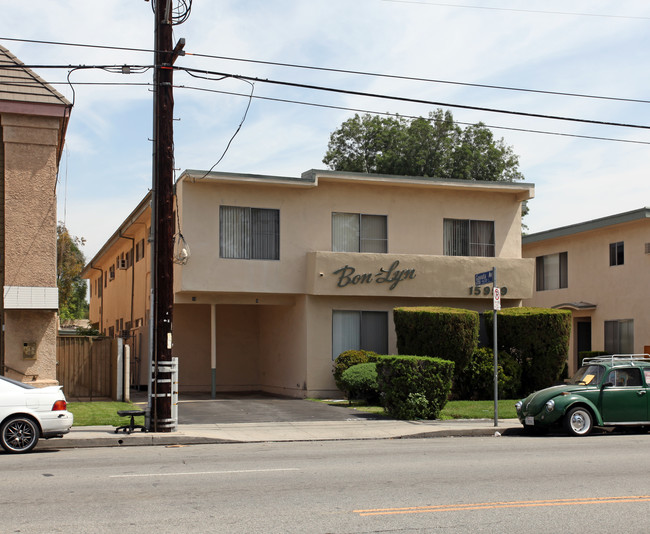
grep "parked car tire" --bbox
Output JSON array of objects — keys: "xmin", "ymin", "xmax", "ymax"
[
  {"xmin": 563, "ymin": 406, "xmax": 593, "ymax": 437},
  {"xmin": 1, "ymin": 416, "xmax": 40, "ymax": 453}
]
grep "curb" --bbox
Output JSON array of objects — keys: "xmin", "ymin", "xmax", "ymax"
[{"xmin": 36, "ymin": 425, "xmax": 523, "ymax": 450}]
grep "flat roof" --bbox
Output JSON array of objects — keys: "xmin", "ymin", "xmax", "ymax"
[
  {"xmin": 180, "ymin": 168, "xmax": 535, "ymax": 200},
  {"xmin": 523, "ymin": 207, "xmax": 650, "ymax": 244}
]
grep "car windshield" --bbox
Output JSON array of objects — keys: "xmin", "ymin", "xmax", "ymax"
[{"xmin": 569, "ymin": 365, "xmax": 604, "ymax": 385}]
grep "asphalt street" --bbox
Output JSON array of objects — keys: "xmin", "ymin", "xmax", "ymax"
[{"xmin": 5, "ymin": 433, "xmax": 650, "ymax": 533}]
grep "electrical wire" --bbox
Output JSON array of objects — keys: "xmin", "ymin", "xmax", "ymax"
[
  {"xmin": 4, "ymin": 69, "xmax": 648, "ymax": 145},
  {"xmin": 3, "ymin": 37, "xmax": 649, "ymax": 105},
  {"xmin": 173, "ymin": 83, "xmax": 650, "ymax": 146},
  {"xmin": 193, "ymin": 79, "xmax": 256, "ymax": 180},
  {"xmin": 175, "ymin": 66, "xmax": 650, "ymax": 130},
  {"xmin": 380, "ymin": 0, "xmax": 650, "ymax": 20}
]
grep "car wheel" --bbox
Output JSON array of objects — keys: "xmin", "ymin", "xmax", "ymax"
[
  {"xmin": 563, "ymin": 407, "xmax": 593, "ymax": 437},
  {"xmin": 1, "ymin": 416, "xmax": 40, "ymax": 453}
]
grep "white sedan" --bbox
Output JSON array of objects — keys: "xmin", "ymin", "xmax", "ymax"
[{"xmin": 0, "ymin": 376, "xmax": 73, "ymax": 453}]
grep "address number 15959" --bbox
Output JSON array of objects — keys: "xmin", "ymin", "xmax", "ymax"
[{"xmin": 469, "ymin": 286, "xmax": 508, "ymax": 296}]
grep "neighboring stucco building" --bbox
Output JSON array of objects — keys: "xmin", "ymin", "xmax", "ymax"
[
  {"xmin": 1, "ymin": 46, "xmax": 71, "ymax": 385},
  {"xmin": 84, "ymin": 168, "xmax": 534, "ymax": 398},
  {"xmin": 523, "ymin": 208, "xmax": 650, "ymax": 374}
]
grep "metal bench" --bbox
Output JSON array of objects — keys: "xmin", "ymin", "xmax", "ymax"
[{"xmin": 115, "ymin": 410, "xmax": 147, "ymax": 434}]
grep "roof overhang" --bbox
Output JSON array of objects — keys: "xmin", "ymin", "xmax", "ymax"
[{"xmin": 552, "ymin": 302, "xmax": 597, "ymax": 311}]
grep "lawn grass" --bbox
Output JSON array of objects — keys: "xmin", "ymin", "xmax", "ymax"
[
  {"xmin": 68, "ymin": 401, "xmax": 146, "ymax": 427},
  {"xmin": 69, "ymin": 398, "xmax": 518, "ymax": 426},
  {"xmin": 311, "ymin": 398, "xmax": 519, "ymax": 420}
]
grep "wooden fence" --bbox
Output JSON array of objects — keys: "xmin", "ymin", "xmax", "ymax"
[{"xmin": 56, "ymin": 336, "xmax": 115, "ymax": 400}]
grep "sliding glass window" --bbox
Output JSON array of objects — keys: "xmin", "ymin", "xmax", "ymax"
[{"xmin": 219, "ymin": 206, "xmax": 280, "ymax": 260}]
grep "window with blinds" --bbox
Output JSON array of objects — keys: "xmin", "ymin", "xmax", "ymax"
[
  {"xmin": 332, "ymin": 213, "xmax": 387, "ymax": 253},
  {"xmin": 604, "ymin": 319, "xmax": 634, "ymax": 354},
  {"xmin": 443, "ymin": 219, "xmax": 495, "ymax": 257},
  {"xmin": 332, "ymin": 310, "xmax": 388, "ymax": 360},
  {"xmin": 219, "ymin": 206, "xmax": 280, "ymax": 260},
  {"xmin": 535, "ymin": 252, "xmax": 568, "ymax": 291}
]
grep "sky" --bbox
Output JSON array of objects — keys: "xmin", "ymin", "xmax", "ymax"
[{"xmin": 3, "ymin": 0, "xmax": 649, "ymax": 261}]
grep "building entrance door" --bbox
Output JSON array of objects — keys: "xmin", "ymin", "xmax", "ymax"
[{"xmin": 576, "ymin": 320, "xmax": 592, "ymax": 368}]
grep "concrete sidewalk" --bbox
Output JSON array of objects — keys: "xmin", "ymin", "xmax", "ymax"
[{"xmin": 37, "ymin": 418, "xmax": 523, "ymax": 450}]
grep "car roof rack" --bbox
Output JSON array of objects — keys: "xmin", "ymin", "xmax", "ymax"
[{"xmin": 582, "ymin": 354, "xmax": 650, "ymax": 366}]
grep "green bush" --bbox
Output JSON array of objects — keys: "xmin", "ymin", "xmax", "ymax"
[
  {"xmin": 393, "ymin": 307, "xmax": 478, "ymax": 382},
  {"xmin": 453, "ymin": 348, "xmax": 520, "ymax": 400},
  {"xmin": 340, "ymin": 363, "xmax": 380, "ymax": 403},
  {"xmin": 484, "ymin": 307, "xmax": 571, "ymax": 395},
  {"xmin": 376, "ymin": 355, "xmax": 454, "ymax": 420},
  {"xmin": 333, "ymin": 349, "xmax": 379, "ymax": 391}
]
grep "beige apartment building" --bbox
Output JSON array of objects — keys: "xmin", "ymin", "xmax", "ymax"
[
  {"xmin": 84, "ymin": 168, "xmax": 534, "ymax": 398},
  {"xmin": 523, "ymin": 208, "xmax": 650, "ymax": 374},
  {"xmin": 1, "ymin": 46, "xmax": 71, "ymax": 385}
]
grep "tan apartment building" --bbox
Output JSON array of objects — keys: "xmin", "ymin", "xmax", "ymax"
[
  {"xmin": 1, "ymin": 46, "xmax": 71, "ymax": 385},
  {"xmin": 84, "ymin": 168, "xmax": 534, "ymax": 398},
  {"xmin": 523, "ymin": 208, "xmax": 650, "ymax": 374}
]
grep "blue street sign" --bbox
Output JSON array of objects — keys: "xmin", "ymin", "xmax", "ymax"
[{"xmin": 475, "ymin": 270, "xmax": 494, "ymax": 286}]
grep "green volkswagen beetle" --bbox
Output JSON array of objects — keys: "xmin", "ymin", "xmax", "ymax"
[{"xmin": 515, "ymin": 355, "xmax": 650, "ymax": 436}]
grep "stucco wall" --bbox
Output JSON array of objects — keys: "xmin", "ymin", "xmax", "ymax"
[
  {"xmin": 523, "ymin": 217, "xmax": 650, "ymax": 369},
  {"xmin": 177, "ymin": 176, "xmax": 527, "ymax": 295},
  {"xmin": 4, "ymin": 309, "xmax": 57, "ymax": 386},
  {"xmin": 2, "ymin": 113, "xmax": 61, "ymax": 385}
]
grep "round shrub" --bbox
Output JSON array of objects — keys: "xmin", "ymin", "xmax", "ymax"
[
  {"xmin": 376, "ymin": 355, "xmax": 454, "ymax": 420},
  {"xmin": 340, "ymin": 363, "xmax": 380, "ymax": 404},
  {"xmin": 333, "ymin": 349, "xmax": 379, "ymax": 391}
]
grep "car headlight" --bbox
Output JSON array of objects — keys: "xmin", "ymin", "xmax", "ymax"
[
  {"xmin": 545, "ymin": 399, "xmax": 555, "ymax": 412},
  {"xmin": 515, "ymin": 401, "xmax": 523, "ymax": 411}
]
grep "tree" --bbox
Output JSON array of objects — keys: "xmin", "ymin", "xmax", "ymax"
[
  {"xmin": 57, "ymin": 223, "xmax": 88, "ymax": 321},
  {"xmin": 323, "ymin": 109, "xmax": 524, "ymax": 183}
]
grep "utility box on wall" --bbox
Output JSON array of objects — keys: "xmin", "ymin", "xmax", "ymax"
[{"xmin": 23, "ymin": 342, "xmax": 37, "ymax": 359}]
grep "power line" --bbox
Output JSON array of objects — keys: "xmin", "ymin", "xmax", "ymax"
[
  {"xmin": 4, "ymin": 72, "xmax": 648, "ymax": 145},
  {"xmin": 380, "ymin": 0, "xmax": 650, "ymax": 20},
  {"xmin": 174, "ymin": 83, "xmax": 650, "ymax": 146},
  {"xmin": 3, "ymin": 36, "xmax": 649, "ymax": 105},
  {"xmin": 177, "ymin": 66, "xmax": 650, "ymax": 130},
  {"xmin": 12, "ymin": 62, "xmax": 649, "ymax": 130}
]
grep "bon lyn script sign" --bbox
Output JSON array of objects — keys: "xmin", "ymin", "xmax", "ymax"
[{"xmin": 333, "ymin": 260, "xmax": 416, "ymax": 290}]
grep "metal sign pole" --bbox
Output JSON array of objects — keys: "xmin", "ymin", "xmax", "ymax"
[{"xmin": 493, "ymin": 267, "xmax": 498, "ymax": 427}]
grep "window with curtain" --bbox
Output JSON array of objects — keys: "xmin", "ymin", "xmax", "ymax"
[
  {"xmin": 604, "ymin": 319, "xmax": 634, "ymax": 354},
  {"xmin": 219, "ymin": 206, "xmax": 279, "ymax": 260},
  {"xmin": 535, "ymin": 252, "xmax": 568, "ymax": 291},
  {"xmin": 609, "ymin": 241, "xmax": 624, "ymax": 266},
  {"xmin": 443, "ymin": 219, "xmax": 494, "ymax": 257},
  {"xmin": 332, "ymin": 310, "xmax": 388, "ymax": 359},
  {"xmin": 332, "ymin": 213, "xmax": 387, "ymax": 253}
]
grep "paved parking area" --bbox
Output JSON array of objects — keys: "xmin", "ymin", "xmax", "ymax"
[{"xmin": 174, "ymin": 393, "xmax": 385, "ymax": 424}]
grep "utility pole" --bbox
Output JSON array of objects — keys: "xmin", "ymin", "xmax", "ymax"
[{"xmin": 149, "ymin": 0, "xmax": 185, "ymax": 432}]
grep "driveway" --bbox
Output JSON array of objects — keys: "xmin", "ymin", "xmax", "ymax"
[{"xmin": 174, "ymin": 392, "xmax": 384, "ymax": 424}]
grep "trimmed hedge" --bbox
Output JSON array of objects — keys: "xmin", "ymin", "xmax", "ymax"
[
  {"xmin": 333, "ymin": 349, "xmax": 379, "ymax": 392},
  {"xmin": 393, "ymin": 307, "xmax": 479, "ymax": 382},
  {"xmin": 453, "ymin": 347, "xmax": 520, "ymax": 400},
  {"xmin": 484, "ymin": 307, "xmax": 571, "ymax": 395},
  {"xmin": 339, "ymin": 362, "xmax": 380, "ymax": 404},
  {"xmin": 376, "ymin": 355, "xmax": 454, "ymax": 420}
]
